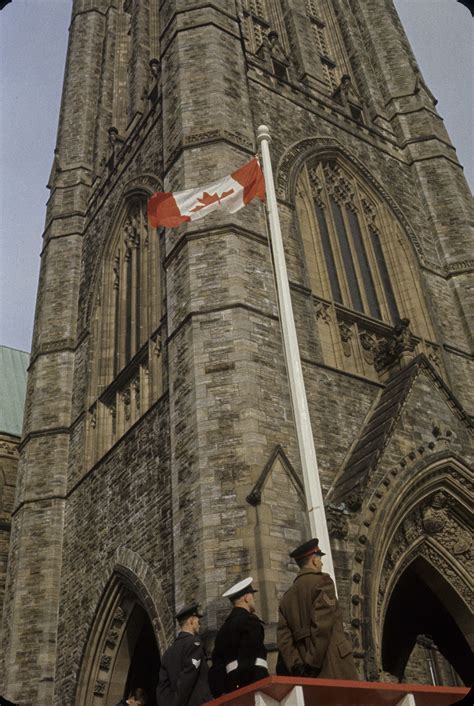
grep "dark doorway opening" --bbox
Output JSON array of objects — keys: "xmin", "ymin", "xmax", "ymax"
[
  {"xmin": 382, "ymin": 558, "xmax": 472, "ymax": 685},
  {"xmin": 121, "ymin": 604, "xmax": 160, "ymax": 706}
]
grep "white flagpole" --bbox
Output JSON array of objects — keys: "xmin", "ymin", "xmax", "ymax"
[{"xmin": 257, "ymin": 125, "xmax": 336, "ymax": 586}]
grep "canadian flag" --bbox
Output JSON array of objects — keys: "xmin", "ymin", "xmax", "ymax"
[{"xmin": 148, "ymin": 157, "xmax": 265, "ymax": 228}]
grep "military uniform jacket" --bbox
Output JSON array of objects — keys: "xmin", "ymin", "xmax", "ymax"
[
  {"xmin": 277, "ymin": 569, "xmax": 358, "ymax": 680},
  {"xmin": 210, "ymin": 607, "xmax": 268, "ymax": 696},
  {"xmin": 156, "ymin": 631, "xmax": 212, "ymax": 706}
]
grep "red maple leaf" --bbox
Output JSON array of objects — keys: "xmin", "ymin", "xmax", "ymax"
[{"xmin": 190, "ymin": 188, "xmax": 235, "ymax": 213}]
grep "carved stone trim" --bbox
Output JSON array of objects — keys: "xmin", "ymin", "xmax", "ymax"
[
  {"xmin": 350, "ymin": 455, "xmax": 473, "ymax": 679},
  {"xmin": 0, "ymin": 437, "xmax": 20, "ymax": 458},
  {"xmin": 338, "ymin": 320, "xmax": 353, "ymax": 357},
  {"xmin": 326, "ymin": 503, "xmax": 349, "ymax": 538},
  {"xmin": 246, "ymin": 445, "xmax": 305, "ymax": 506}
]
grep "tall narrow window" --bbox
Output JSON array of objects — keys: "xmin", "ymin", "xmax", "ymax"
[
  {"xmin": 87, "ymin": 195, "xmax": 164, "ymax": 466},
  {"xmin": 305, "ymin": 0, "xmax": 351, "ymax": 93},
  {"xmin": 307, "ymin": 160, "xmax": 401, "ymax": 323},
  {"xmin": 242, "ymin": 0, "xmax": 270, "ymax": 54},
  {"xmin": 347, "ymin": 209, "xmax": 381, "ymax": 319},
  {"xmin": 296, "ymin": 157, "xmax": 438, "ymax": 378},
  {"xmin": 315, "ymin": 204, "xmax": 342, "ymax": 303},
  {"xmin": 331, "ymin": 198, "xmax": 363, "ymax": 312}
]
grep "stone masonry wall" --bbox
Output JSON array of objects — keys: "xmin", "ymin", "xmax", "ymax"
[{"xmin": 2, "ymin": 0, "xmax": 472, "ymax": 700}]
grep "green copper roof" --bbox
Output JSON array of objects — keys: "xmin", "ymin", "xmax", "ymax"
[{"xmin": 0, "ymin": 345, "xmax": 29, "ymax": 437}]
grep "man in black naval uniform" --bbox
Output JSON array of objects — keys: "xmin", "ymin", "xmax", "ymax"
[
  {"xmin": 209, "ymin": 577, "xmax": 268, "ymax": 697},
  {"xmin": 156, "ymin": 602, "xmax": 212, "ymax": 706}
]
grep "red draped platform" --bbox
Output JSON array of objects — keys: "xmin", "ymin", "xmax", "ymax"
[{"xmin": 206, "ymin": 676, "xmax": 470, "ymax": 706}]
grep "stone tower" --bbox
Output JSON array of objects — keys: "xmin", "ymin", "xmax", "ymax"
[{"xmin": 1, "ymin": 1, "xmax": 472, "ymax": 704}]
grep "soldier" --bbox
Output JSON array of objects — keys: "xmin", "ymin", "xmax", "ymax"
[
  {"xmin": 156, "ymin": 602, "xmax": 212, "ymax": 706},
  {"xmin": 277, "ymin": 538, "xmax": 358, "ymax": 680},
  {"xmin": 209, "ymin": 577, "xmax": 269, "ymax": 696}
]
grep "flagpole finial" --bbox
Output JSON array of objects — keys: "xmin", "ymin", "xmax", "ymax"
[{"xmin": 257, "ymin": 124, "xmax": 271, "ymax": 144}]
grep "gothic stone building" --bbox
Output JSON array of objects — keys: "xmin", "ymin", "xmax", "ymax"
[{"xmin": 1, "ymin": 1, "xmax": 472, "ymax": 704}]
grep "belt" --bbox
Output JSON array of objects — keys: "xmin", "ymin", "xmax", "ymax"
[{"xmin": 225, "ymin": 658, "xmax": 268, "ymax": 674}]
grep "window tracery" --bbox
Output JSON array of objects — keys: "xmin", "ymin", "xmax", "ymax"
[
  {"xmin": 296, "ymin": 158, "xmax": 439, "ymax": 379},
  {"xmin": 305, "ymin": 0, "xmax": 351, "ymax": 94},
  {"xmin": 87, "ymin": 196, "xmax": 164, "ymax": 465},
  {"xmin": 242, "ymin": 0, "xmax": 271, "ymax": 54}
]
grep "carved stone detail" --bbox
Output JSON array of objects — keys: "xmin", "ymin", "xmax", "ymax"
[
  {"xmin": 323, "ymin": 162, "xmax": 355, "ymax": 208},
  {"xmin": 338, "ymin": 320, "xmax": 353, "ymax": 357},
  {"xmin": 105, "ymin": 629, "xmax": 119, "ymax": 649},
  {"xmin": 99, "ymin": 654, "xmax": 112, "ymax": 671},
  {"xmin": 426, "ymin": 343, "xmax": 441, "ymax": 370},
  {"xmin": 133, "ymin": 376, "xmax": 140, "ymax": 412},
  {"xmin": 326, "ymin": 503, "xmax": 349, "ymax": 539},
  {"xmin": 113, "ymin": 605, "xmax": 127, "ymax": 627},
  {"xmin": 361, "ymin": 198, "xmax": 379, "ymax": 233},
  {"xmin": 122, "ymin": 387, "xmax": 131, "ymax": 421},
  {"xmin": 308, "ymin": 167, "xmax": 324, "ymax": 206},
  {"xmin": 374, "ymin": 318, "xmax": 416, "ymax": 375},
  {"xmin": 364, "ymin": 646, "xmax": 380, "ymax": 681},
  {"xmin": 315, "ymin": 300, "xmax": 331, "ymax": 322},
  {"xmin": 376, "ymin": 492, "xmax": 474, "ymax": 621},
  {"xmin": 359, "ymin": 330, "xmax": 377, "ymax": 365},
  {"xmin": 94, "ymin": 680, "xmax": 106, "ymax": 696},
  {"xmin": 432, "ymin": 423, "xmax": 455, "ymax": 448},
  {"xmin": 0, "ymin": 438, "xmax": 19, "ymax": 458},
  {"xmin": 89, "ymin": 405, "xmax": 97, "ymax": 430},
  {"xmin": 421, "ymin": 491, "xmax": 449, "ymax": 535}
]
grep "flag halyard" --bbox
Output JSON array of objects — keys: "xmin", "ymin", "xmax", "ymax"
[{"xmin": 147, "ymin": 157, "xmax": 265, "ymax": 229}]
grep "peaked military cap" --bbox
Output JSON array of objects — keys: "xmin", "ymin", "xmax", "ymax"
[
  {"xmin": 289, "ymin": 538, "xmax": 326, "ymax": 561},
  {"xmin": 175, "ymin": 602, "xmax": 203, "ymax": 622},
  {"xmin": 222, "ymin": 576, "xmax": 258, "ymax": 601}
]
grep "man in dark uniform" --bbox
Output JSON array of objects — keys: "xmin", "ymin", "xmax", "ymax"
[
  {"xmin": 156, "ymin": 602, "xmax": 212, "ymax": 706},
  {"xmin": 209, "ymin": 577, "xmax": 269, "ymax": 697},
  {"xmin": 277, "ymin": 538, "xmax": 358, "ymax": 680}
]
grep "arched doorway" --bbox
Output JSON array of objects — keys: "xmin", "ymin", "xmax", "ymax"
[
  {"xmin": 76, "ymin": 577, "xmax": 166, "ymax": 706},
  {"xmin": 109, "ymin": 603, "xmax": 160, "ymax": 706},
  {"xmin": 381, "ymin": 557, "xmax": 472, "ymax": 685}
]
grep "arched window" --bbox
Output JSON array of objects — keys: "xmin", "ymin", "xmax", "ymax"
[
  {"xmin": 296, "ymin": 157, "xmax": 440, "ymax": 378},
  {"xmin": 305, "ymin": 0, "xmax": 352, "ymax": 93},
  {"xmin": 87, "ymin": 195, "xmax": 164, "ymax": 465}
]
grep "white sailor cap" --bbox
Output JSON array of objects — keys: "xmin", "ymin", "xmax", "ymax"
[{"xmin": 222, "ymin": 576, "xmax": 258, "ymax": 601}]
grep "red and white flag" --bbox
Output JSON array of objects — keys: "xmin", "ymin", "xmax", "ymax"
[{"xmin": 148, "ymin": 157, "xmax": 265, "ymax": 228}]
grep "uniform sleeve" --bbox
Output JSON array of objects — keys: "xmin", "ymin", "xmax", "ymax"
[
  {"xmin": 156, "ymin": 662, "xmax": 172, "ymax": 706},
  {"xmin": 308, "ymin": 576, "xmax": 338, "ymax": 669},
  {"xmin": 277, "ymin": 605, "xmax": 303, "ymax": 673},
  {"xmin": 237, "ymin": 616, "xmax": 267, "ymax": 683},
  {"xmin": 173, "ymin": 640, "xmax": 204, "ymax": 706}
]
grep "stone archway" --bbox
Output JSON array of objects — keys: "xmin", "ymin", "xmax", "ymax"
[
  {"xmin": 75, "ymin": 550, "xmax": 174, "ymax": 706},
  {"xmin": 110, "ymin": 602, "xmax": 160, "ymax": 705},
  {"xmin": 75, "ymin": 578, "xmax": 161, "ymax": 706},
  {"xmin": 381, "ymin": 556, "xmax": 471, "ymax": 685},
  {"xmin": 348, "ymin": 455, "xmax": 473, "ymax": 682}
]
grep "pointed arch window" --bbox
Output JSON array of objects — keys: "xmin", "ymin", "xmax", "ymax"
[
  {"xmin": 87, "ymin": 195, "xmax": 164, "ymax": 465},
  {"xmin": 296, "ymin": 158, "xmax": 439, "ymax": 378},
  {"xmin": 308, "ymin": 161, "xmax": 399, "ymax": 323}
]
